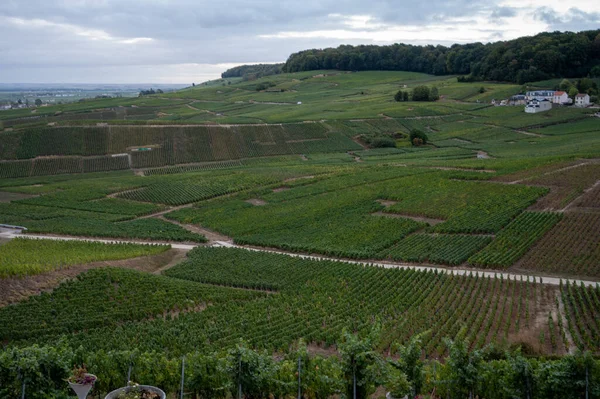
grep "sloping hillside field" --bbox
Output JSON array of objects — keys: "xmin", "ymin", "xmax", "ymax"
[{"xmin": 0, "ymin": 70, "xmax": 599, "ymax": 396}]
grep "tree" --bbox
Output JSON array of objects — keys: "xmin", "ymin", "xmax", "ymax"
[
  {"xmin": 569, "ymin": 87, "xmax": 579, "ymax": 99},
  {"xmin": 35, "ymin": 99, "xmax": 42, "ymax": 107},
  {"xmin": 559, "ymin": 79, "xmax": 573, "ymax": 91},
  {"xmin": 591, "ymin": 65, "xmax": 600, "ymax": 77},
  {"xmin": 394, "ymin": 90, "xmax": 404, "ymax": 102},
  {"xmin": 403, "ymin": 91, "xmax": 409, "ymax": 101},
  {"xmin": 577, "ymin": 78, "xmax": 598, "ymax": 94},
  {"xmin": 429, "ymin": 86, "xmax": 439, "ymax": 101},
  {"xmin": 479, "ymin": 86, "xmax": 486, "ymax": 93},
  {"xmin": 338, "ymin": 327, "xmax": 390, "ymax": 399},
  {"xmin": 409, "ymin": 129, "xmax": 428, "ymax": 146},
  {"xmin": 412, "ymin": 86, "xmax": 431, "ymax": 101}
]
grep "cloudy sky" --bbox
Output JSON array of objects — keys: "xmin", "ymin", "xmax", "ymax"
[{"xmin": 1, "ymin": 0, "xmax": 599, "ymax": 84}]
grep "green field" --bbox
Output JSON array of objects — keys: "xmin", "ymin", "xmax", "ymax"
[{"xmin": 0, "ymin": 69, "xmax": 599, "ymax": 397}]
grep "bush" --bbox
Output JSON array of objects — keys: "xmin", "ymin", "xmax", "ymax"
[
  {"xmin": 369, "ymin": 137, "xmax": 397, "ymax": 148},
  {"xmin": 429, "ymin": 87, "xmax": 439, "ymax": 101},
  {"xmin": 412, "ymin": 86, "xmax": 431, "ymax": 101},
  {"xmin": 409, "ymin": 129, "xmax": 428, "ymax": 146},
  {"xmin": 394, "ymin": 90, "xmax": 404, "ymax": 102}
]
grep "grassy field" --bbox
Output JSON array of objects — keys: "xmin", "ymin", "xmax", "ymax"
[
  {"xmin": 0, "ymin": 238, "xmax": 169, "ymax": 277},
  {"xmin": 0, "ymin": 70, "xmax": 599, "ymax": 396}
]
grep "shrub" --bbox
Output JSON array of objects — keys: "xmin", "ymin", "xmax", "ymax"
[
  {"xmin": 409, "ymin": 129, "xmax": 428, "ymax": 146},
  {"xmin": 412, "ymin": 86, "xmax": 431, "ymax": 101},
  {"xmin": 369, "ymin": 137, "xmax": 396, "ymax": 148}
]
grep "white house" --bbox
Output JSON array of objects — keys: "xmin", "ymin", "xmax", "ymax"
[
  {"xmin": 575, "ymin": 93, "xmax": 590, "ymax": 107},
  {"xmin": 525, "ymin": 99, "xmax": 552, "ymax": 113},
  {"xmin": 552, "ymin": 91, "xmax": 569, "ymax": 104},
  {"xmin": 526, "ymin": 90, "xmax": 555, "ymax": 101}
]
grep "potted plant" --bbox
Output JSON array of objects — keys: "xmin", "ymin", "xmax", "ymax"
[
  {"xmin": 105, "ymin": 381, "xmax": 166, "ymax": 399},
  {"xmin": 67, "ymin": 365, "xmax": 97, "ymax": 399}
]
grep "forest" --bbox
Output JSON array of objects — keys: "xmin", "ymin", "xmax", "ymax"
[{"xmin": 283, "ymin": 30, "xmax": 600, "ymax": 84}]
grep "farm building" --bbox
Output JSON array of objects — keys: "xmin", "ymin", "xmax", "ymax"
[
  {"xmin": 509, "ymin": 95, "xmax": 527, "ymax": 105},
  {"xmin": 575, "ymin": 93, "xmax": 590, "ymax": 107},
  {"xmin": 526, "ymin": 90, "xmax": 554, "ymax": 101},
  {"xmin": 552, "ymin": 91, "xmax": 569, "ymax": 104},
  {"xmin": 525, "ymin": 99, "xmax": 552, "ymax": 113}
]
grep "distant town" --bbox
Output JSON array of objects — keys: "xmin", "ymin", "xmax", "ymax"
[{"xmin": 0, "ymin": 83, "xmax": 188, "ymax": 110}]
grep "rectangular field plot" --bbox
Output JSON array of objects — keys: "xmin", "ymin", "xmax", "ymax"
[
  {"xmin": 516, "ymin": 212, "xmax": 600, "ymax": 278},
  {"xmin": 382, "ymin": 234, "xmax": 492, "ymax": 265}
]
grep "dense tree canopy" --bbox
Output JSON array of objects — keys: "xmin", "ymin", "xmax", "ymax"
[
  {"xmin": 221, "ymin": 63, "xmax": 284, "ymax": 80},
  {"xmin": 283, "ymin": 30, "xmax": 600, "ymax": 84}
]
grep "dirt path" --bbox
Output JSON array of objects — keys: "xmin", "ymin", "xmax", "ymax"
[
  {"xmin": 514, "ymin": 129, "xmax": 544, "ymax": 137},
  {"xmin": 186, "ymin": 104, "xmax": 201, "ymax": 111},
  {"xmin": 139, "ymin": 203, "xmax": 194, "ymax": 219},
  {"xmin": 509, "ymin": 161, "xmax": 592, "ymax": 185},
  {"xmin": 560, "ymin": 179, "xmax": 600, "ymax": 213},
  {"xmin": 0, "ymin": 249, "xmax": 182, "ymax": 307},
  {"xmin": 3, "ymin": 231, "xmax": 599, "ymax": 289},
  {"xmin": 157, "ymin": 216, "xmax": 233, "ymax": 243}
]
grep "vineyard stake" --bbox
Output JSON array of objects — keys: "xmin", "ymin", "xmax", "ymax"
[
  {"xmin": 180, "ymin": 356, "xmax": 186, "ymax": 399},
  {"xmin": 127, "ymin": 353, "xmax": 133, "ymax": 385},
  {"xmin": 586, "ymin": 365, "xmax": 589, "ymax": 399},
  {"xmin": 238, "ymin": 357, "xmax": 242, "ymax": 399},
  {"xmin": 353, "ymin": 365, "xmax": 356, "ymax": 399},
  {"xmin": 297, "ymin": 356, "xmax": 302, "ymax": 399}
]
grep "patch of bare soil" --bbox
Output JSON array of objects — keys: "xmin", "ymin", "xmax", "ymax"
[
  {"xmin": 376, "ymin": 199, "xmax": 398, "ymax": 207},
  {"xmin": 0, "ymin": 249, "xmax": 183, "ymax": 307},
  {"xmin": 246, "ymin": 198, "xmax": 267, "ymax": 206},
  {"xmin": 306, "ymin": 342, "xmax": 338, "ymax": 357},
  {"xmin": 0, "ymin": 191, "xmax": 37, "ymax": 202},
  {"xmin": 284, "ymin": 175, "xmax": 314, "ymax": 183},
  {"xmin": 371, "ymin": 212, "xmax": 445, "ymax": 226},
  {"xmin": 272, "ymin": 186, "xmax": 290, "ymax": 193},
  {"xmin": 427, "ymin": 166, "xmax": 496, "ymax": 173},
  {"xmin": 477, "ymin": 151, "xmax": 493, "ymax": 159}
]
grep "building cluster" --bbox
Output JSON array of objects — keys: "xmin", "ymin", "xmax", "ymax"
[{"xmin": 492, "ymin": 90, "xmax": 592, "ymax": 114}]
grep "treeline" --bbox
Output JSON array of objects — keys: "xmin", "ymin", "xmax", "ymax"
[
  {"xmin": 2, "ymin": 332, "xmax": 600, "ymax": 399},
  {"xmin": 283, "ymin": 30, "xmax": 600, "ymax": 84},
  {"xmin": 221, "ymin": 63, "xmax": 284, "ymax": 80}
]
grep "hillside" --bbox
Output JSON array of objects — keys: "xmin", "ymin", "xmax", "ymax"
[{"xmin": 0, "ymin": 70, "xmax": 599, "ymax": 397}]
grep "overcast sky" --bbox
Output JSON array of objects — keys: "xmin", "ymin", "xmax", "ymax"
[{"xmin": 1, "ymin": 0, "xmax": 599, "ymax": 84}]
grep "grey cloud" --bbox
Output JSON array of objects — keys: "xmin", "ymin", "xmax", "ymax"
[
  {"xmin": 0, "ymin": 1, "xmax": 598, "ymax": 83},
  {"xmin": 490, "ymin": 7, "xmax": 517, "ymax": 19},
  {"xmin": 534, "ymin": 6, "xmax": 600, "ymax": 30}
]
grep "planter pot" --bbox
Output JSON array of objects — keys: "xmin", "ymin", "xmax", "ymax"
[
  {"xmin": 104, "ymin": 385, "xmax": 166, "ymax": 399},
  {"xmin": 69, "ymin": 381, "xmax": 94, "ymax": 399}
]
